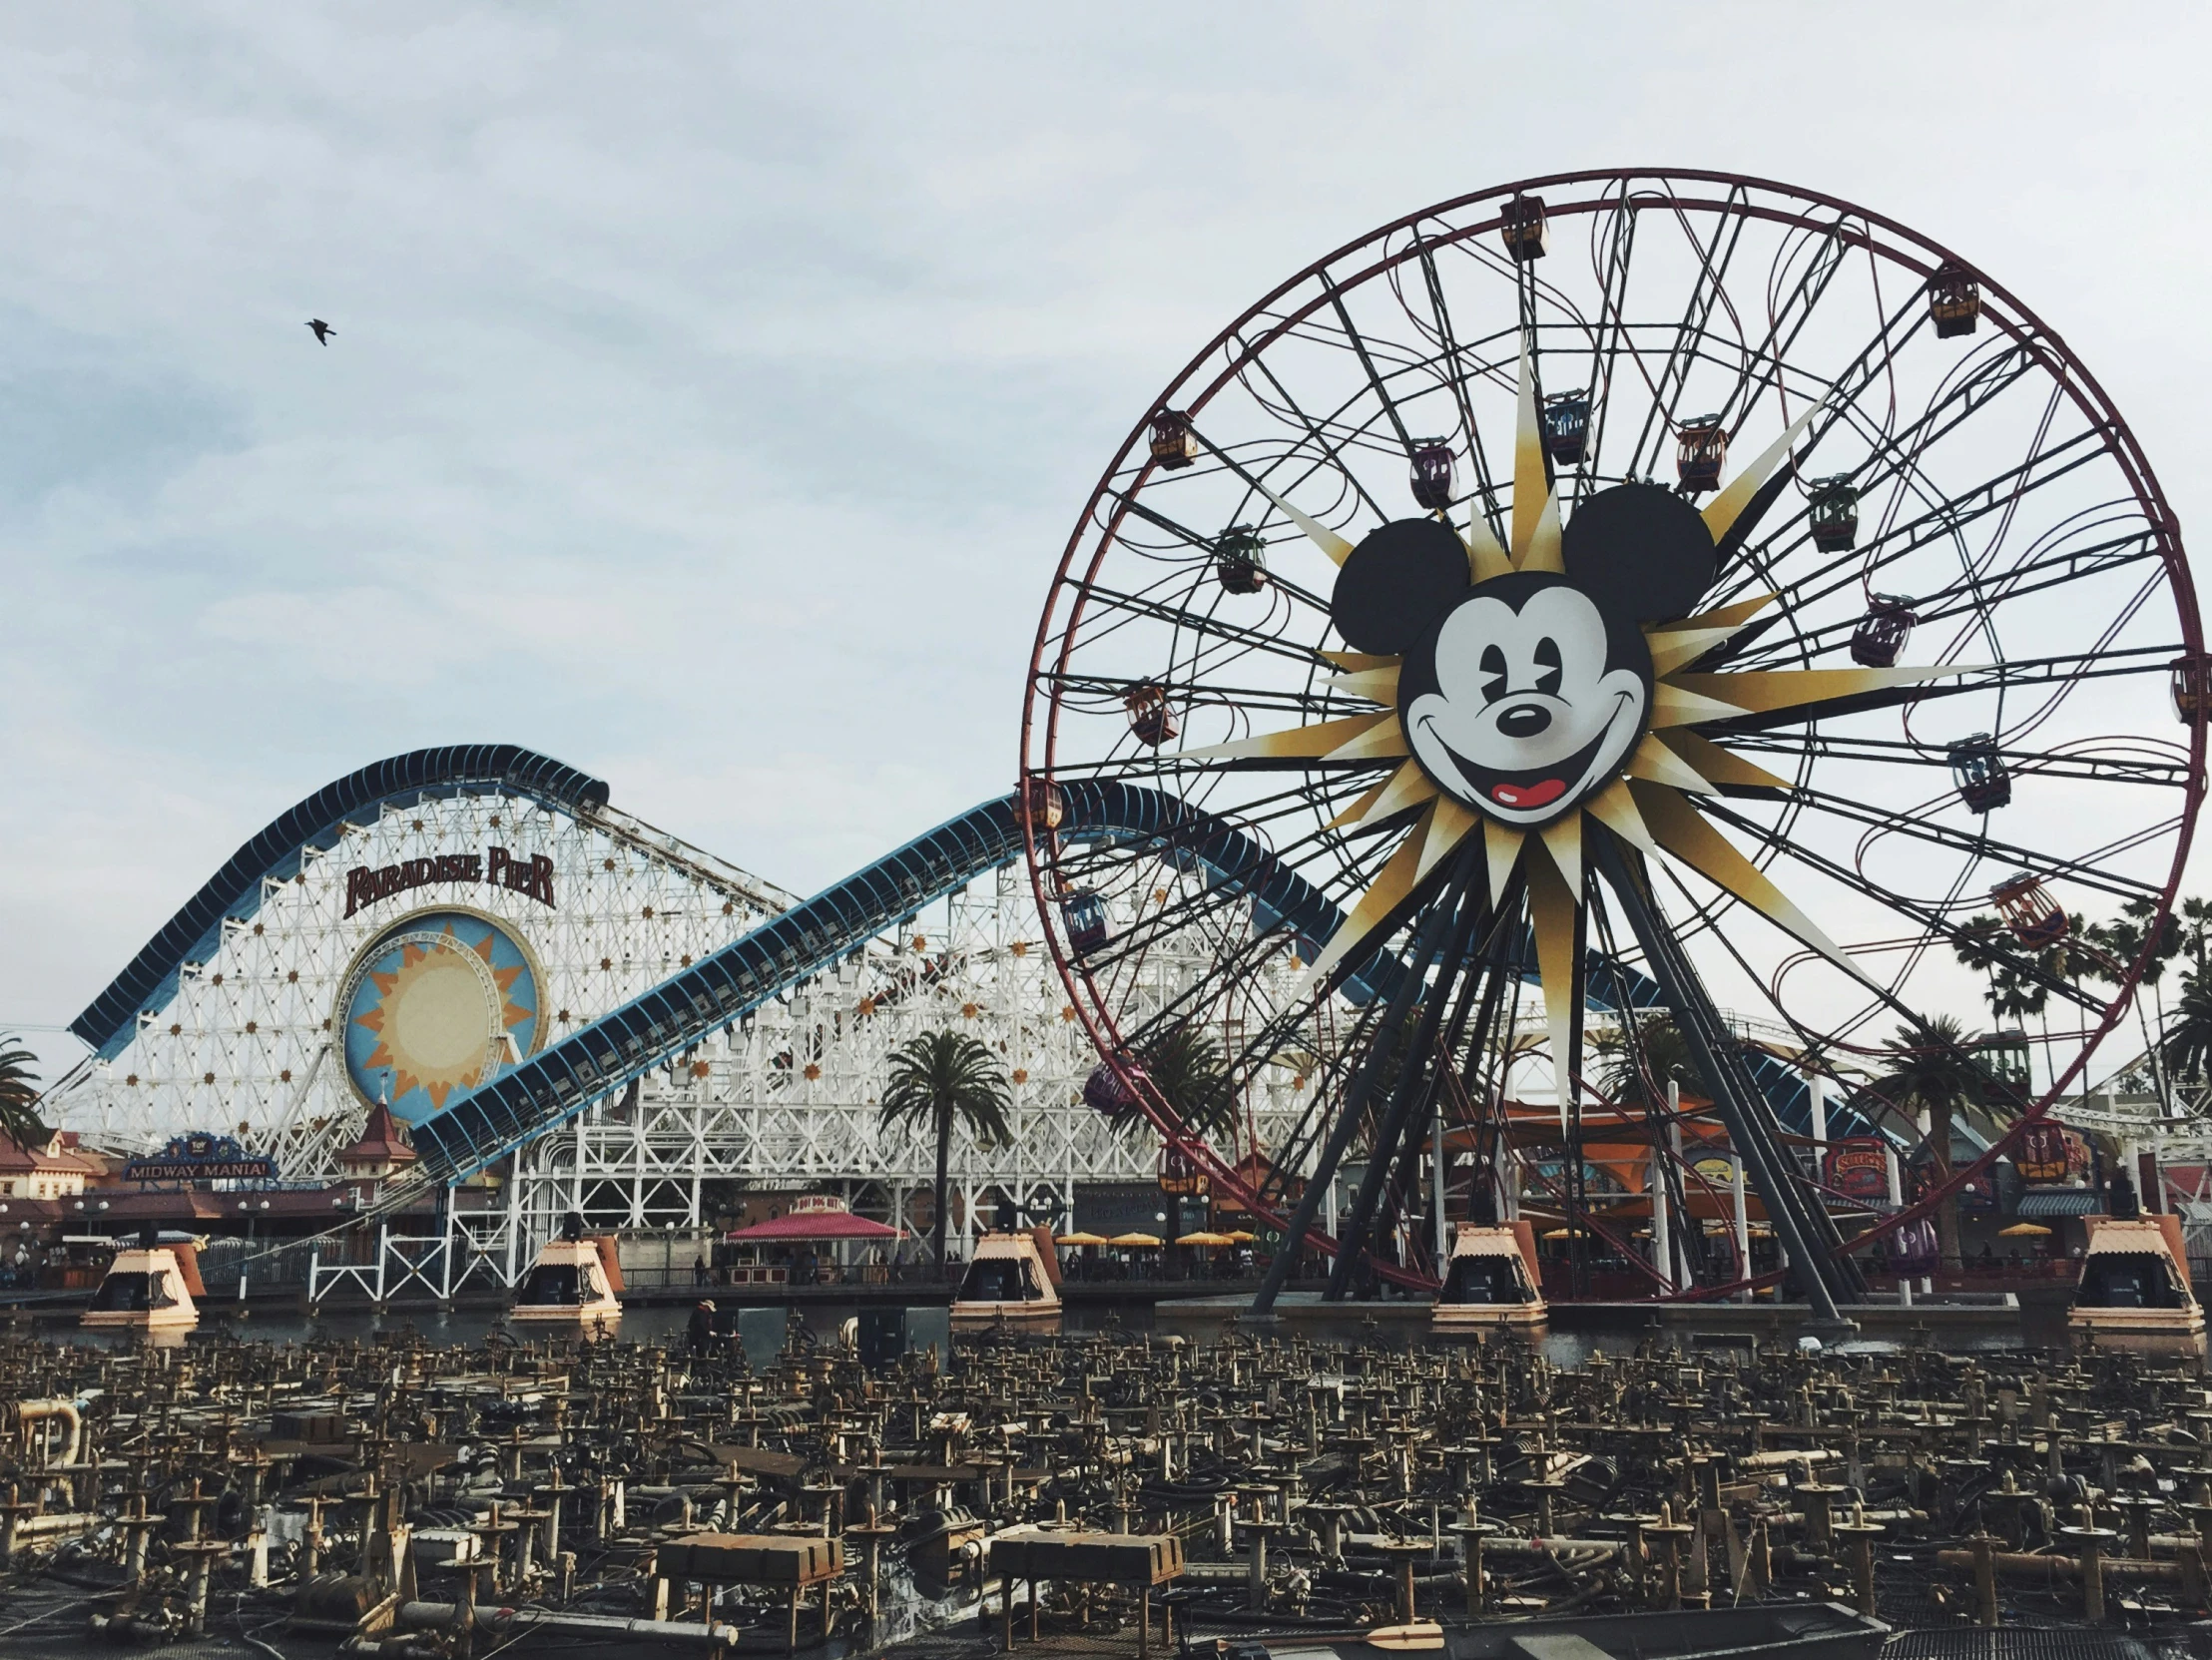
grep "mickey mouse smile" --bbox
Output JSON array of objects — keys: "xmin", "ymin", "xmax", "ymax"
[{"xmin": 1412, "ymin": 687, "xmax": 1642, "ymax": 827}]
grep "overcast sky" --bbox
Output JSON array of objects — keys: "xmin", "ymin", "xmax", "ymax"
[{"xmin": 3, "ymin": 3, "xmax": 2207, "ymax": 1081}]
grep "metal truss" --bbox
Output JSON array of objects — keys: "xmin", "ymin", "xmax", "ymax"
[
  {"xmin": 47, "ymin": 788, "xmax": 794, "ymax": 1177},
  {"xmin": 503, "ymin": 860, "xmax": 1320, "ymax": 1255}
]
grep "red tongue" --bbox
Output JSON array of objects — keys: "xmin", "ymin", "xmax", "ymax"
[{"xmin": 1490, "ymin": 778, "xmax": 1566, "ymax": 810}]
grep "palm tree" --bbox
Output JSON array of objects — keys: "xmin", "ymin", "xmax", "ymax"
[
  {"xmin": 2161, "ymin": 966, "xmax": 2212, "ymax": 1088},
  {"xmin": 1868, "ymin": 1015, "xmax": 1986, "ymax": 1273},
  {"xmin": 0, "ymin": 1034, "xmax": 45, "ymax": 1150},
  {"xmin": 878, "ymin": 1031, "xmax": 1013, "ymax": 1271},
  {"xmin": 1107, "ymin": 1022, "xmax": 1240, "ymax": 1143},
  {"xmin": 2090, "ymin": 898, "xmax": 2186, "ymax": 1111},
  {"xmin": 1595, "ymin": 1013, "xmax": 1701, "ymax": 1109}
]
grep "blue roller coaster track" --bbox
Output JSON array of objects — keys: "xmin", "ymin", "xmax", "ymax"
[{"xmin": 73, "ymin": 747, "xmax": 1875, "ymax": 1199}]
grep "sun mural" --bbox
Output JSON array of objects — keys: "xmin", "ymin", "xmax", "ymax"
[
  {"xmin": 339, "ymin": 910, "xmax": 543, "ymax": 1124},
  {"xmin": 1184, "ymin": 344, "xmax": 1962, "ymax": 1077}
]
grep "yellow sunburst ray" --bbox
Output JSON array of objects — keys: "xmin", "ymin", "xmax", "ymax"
[
  {"xmin": 1322, "ymin": 651, "xmax": 1398, "ymax": 671},
  {"xmin": 1415, "ymin": 798, "xmax": 1479, "ymax": 882},
  {"xmin": 1651, "ymin": 682, "xmax": 1750, "ymax": 728},
  {"xmin": 1667, "ymin": 664, "xmax": 1963, "ymax": 717},
  {"xmin": 1483, "ymin": 818, "xmax": 1525, "ymax": 906},
  {"xmin": 1326, "ymin": 775, "xmax": 1395, "ymax": 830},
  {"xmin": 1526, "ymin": 846, "xmax": 1581, "ymax": 1129},
  {"xmin": 1645, "ymin": 624, "xmax": 1745, "ymax": 677},
  {"xmin": 1702, "ymin": 404, "xmax": 1821, "ymax": 544},
  {"xmin": 1678, "ymin": 591, "xmax": 1778, "ymax": 633},
  {"xmin": 1509, "ymin": 342, "xmax": 1563, "ymax": 574},
  {"xmin": 1179, "ymin": 711, "xmax": 1389, "ymax": 762},
  {"xmin": 1629, "ymin": 780, "xmax": 1852, "ymax": 971},
  {"xmin": 1656, "ymin": 729, "xmax": 1791, "ymax": 792},
  {"xmin": 1341, "ymin": 759, "xmax": 1440, "ymax": 828},
  {"xmin": 1298, "ymin": 803, "xmax": 1437, "ymax": 993},
  {"xmin": 1465, "ymin": 512, "xmax": 1512, "ymax": 582},
  {"xmin": 1538, "ymin": 812, "xmax": 1583, "ymax": 897},
  {"xmin": 1326, "ymin": 714, "xmax": 1410, "ymax": 763},
  {"xmin": 1324, "ymin": 665, "xmax": 1400, "ymax": 702},
  {"xmin": 1627, "ymin": 733, "xmax": 1719, "ymax": 795},
  {"xmin": 1247, "ymin": 474, "xmax": 1357, "ymax": 566},
  {"xmin": 1584, "ymin": 779, "xmax": 1660, "ymax": 854}
]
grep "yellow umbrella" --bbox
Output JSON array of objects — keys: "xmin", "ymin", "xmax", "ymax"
[
  {"xmin": 1109, "ymin": 1232, "xmax": 1163, "ymax": 1248},
  {"xmin": 1999, "ymin": 1222, "xmax": 2052, "ymax": 1238},
  {"xmin": 1055, "ymin": 1232, "xmax": 1111, "ymax": 1247},
  {"xmin": 1224, "ymin": 1229, "xmax": 1258, "ymax": 1243},
  {"xmin": 1177, "ymin": 1231, "xmax": 1235, "ymax": 1247}
]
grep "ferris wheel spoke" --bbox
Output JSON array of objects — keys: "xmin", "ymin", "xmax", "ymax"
[
  {"xmin": 1713, "ymin": 353, "xmax": 2060, "ymax": 616},
  {"xmin": 1622, "ymin": 183, "xmax": 1755, "ymax": 479},
  {"xmin": 1695, "ymin": 643, "xmax": 2175, "ymax": 736},
  {"xmin": 1409, "ymin": 236, "xmax": 1505, "ymax": 531},
  {"xmin": 1724, "ymin": 730, "xmax": 2193, "ymax": 791},
  {"xmin": 1576, "ymin": 186, "xmax": 1642, "ymax": 485},
  {"xmin": 1227, "ymin": 335, "xmax": 1391, "ymax": 523},
  {"xmin": 1726, "ymin": 785, "xmax": 2169, "ymax": 903},
  {"xmin": 1057, "ymin": 578, "xmax": 1331, "ymax": 673},
  {"xmin": 1319, "ymin": 276, "xmax": 1427, "ymax": 465},
  {"xmin": 1731, "ymin": 523, "xmax": 2165, "ymax": 672},
  {"xmin": 1694, "ymin": 802, "xmax": 2113, "ymax": 1015}
]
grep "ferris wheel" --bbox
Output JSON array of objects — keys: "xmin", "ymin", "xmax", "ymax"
[{"xmin": 1018, "ymin": 169, "xmax": 2201, "ymax": 1316}]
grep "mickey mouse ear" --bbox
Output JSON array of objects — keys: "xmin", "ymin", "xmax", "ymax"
[
  {"xmin": 1561, "ymin": 483, "xmax": 1716, "ymax": 624},
  {"xmin": 1330, "ymin": 518, "xmax": 1471, "ymax": 655}
]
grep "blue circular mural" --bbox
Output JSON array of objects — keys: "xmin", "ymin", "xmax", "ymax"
[{"xmin": 340, "ymin": 910, "xmax": 544, "ymax": 1125}]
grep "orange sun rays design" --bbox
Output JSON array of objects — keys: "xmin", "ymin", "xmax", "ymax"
[{"xmin": 351, "ymin": 922, "xmax": 536, "ymax": 1109}]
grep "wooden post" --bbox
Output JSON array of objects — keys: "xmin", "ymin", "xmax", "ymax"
[{"xmin": 1138, "ymin": 1587, "xmax": 1151, "ymax": 1660}]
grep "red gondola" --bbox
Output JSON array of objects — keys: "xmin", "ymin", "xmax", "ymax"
[
  {"xmin": 1409, "ymin": 441, "xmax": 1456, "ymax": 510},
  {"xmin": 1149, "ymin": 409, "xmax": 1198, "ymax": 470},
  {"xmin": 1500, "ymin": 194, "xmax": 1547, "ymax": 262},
  {"xmin": 1849, "ymin": 595, "xmax": 1916, "ymax": 668},
  {"xmin": 1990, "ymin": 872, "xmax": 2068, "ymax": 950},
  {"xmin": 1124, "ymin": 683, "xmax": 1178, "ymax": 747},
  {"xmin": 1928, "ymin": 263, "xmax": 1981, "ymax": 339},
  {"xmin": 1676, "ymin": 415, "xmax": 1727, "ymax": 492}
]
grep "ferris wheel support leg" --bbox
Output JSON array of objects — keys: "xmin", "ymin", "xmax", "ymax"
[
  {"xmin": 1326, "ymin": 864, "xmax": 1491, "ymax": 1301},
  {"xmin": 1591, "ymin": 833, "xmax": 1861, "ymax": 1330},
  {"xmin": 1246, "ymin": 841, "xmax": 1483, "ymax": 1320}
]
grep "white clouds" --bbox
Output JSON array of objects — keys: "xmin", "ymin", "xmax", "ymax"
[{"xmin": 0, "ymin": 2, "xmax": 2207, "ymax": 1086}]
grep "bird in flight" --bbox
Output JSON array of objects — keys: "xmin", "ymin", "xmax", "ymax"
[{"xmin": 306, "ymin": 318, "xmax": 334, "ymax": 345}]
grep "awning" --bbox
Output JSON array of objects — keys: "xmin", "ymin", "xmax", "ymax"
[
  {"xmin": 723, "ymin": 1211, "xmax": 901, "ymax": 1243},
  {"xmin": 2013, "ymin": 1190, "xmax": 2104, "ymax": 1218}
]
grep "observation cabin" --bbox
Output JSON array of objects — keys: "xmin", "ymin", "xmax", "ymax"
[
  {"xmin": 80, "ymin": 1228, "xmax": 202, "ymax": 1332},
  {"xmin": 509, "ymin": 1211, "xmax": 623, "ymax": 1330},
  {"xmin": 951, "ymin": 1227, "xmax": 1061, "ymax": 1330},
  {"xmin": 1430, "ymin": 1222, "xmax": 1547, "ymax": 1335}
]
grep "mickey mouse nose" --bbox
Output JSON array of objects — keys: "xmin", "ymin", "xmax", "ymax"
[{"xmin": 1497, "ymin": 703, "xmax": 1552, "ymax": 739}]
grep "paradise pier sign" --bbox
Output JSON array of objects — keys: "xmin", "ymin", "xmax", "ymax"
[{"xmin": 344, "ymin": 846, "xmax": 557, "ymax": 918}]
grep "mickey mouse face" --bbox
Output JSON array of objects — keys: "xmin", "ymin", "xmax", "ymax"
[
  {"xmin": 1331, "ymin": 483, "xmax": 1719, "ymax": 830},
  {"xmin": 1401, "ymin": 572, "xmax": 1648, "ymax": 827}
]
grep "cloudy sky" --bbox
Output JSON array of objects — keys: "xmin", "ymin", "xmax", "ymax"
[{"xmin": 3, "ymin": 3, "xmax": 2207, "ymax": 1081}]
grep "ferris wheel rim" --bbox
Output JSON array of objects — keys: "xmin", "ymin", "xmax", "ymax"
[{"xmin": 1018, "ymin": 167, "xmax": 2204, "ymax": 1279}]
